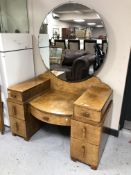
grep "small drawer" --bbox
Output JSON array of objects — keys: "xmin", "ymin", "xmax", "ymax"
[
  {"xmin": 8, "ymin": 102, "xmax": 26, "ymax": 120},
  {"xmin": 74, "ymin": 105, "xmax": 101, "ymax": 123},
  {"xmin": 8, "ymin": 91, "xmax": 23, "ymax": 101},
  {"xmin": 71, "ymin": 120, "xmax": 101, "ymax": 145},
  {"xmin": 10, "ymin": 117, "xmax": 27, "ymax": 138},
  {"xmin": 71, "ymin": 138, "xmax": 99, "ymax": 166}
]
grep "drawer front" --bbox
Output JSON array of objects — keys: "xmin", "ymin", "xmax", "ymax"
[
  {"xmin": 74, "ymin": 105, "xmax": 101, "ymax": 123},
  {"xmin": 8, "ymin": 91, "xmax": 23, "ymax": 101},
  {"xmin": 8, "ymin": 102, "xmax": 25, "ymax": 120},
  {"xmin": 71, "ymin": 120, "xmax": 101, "ymax": 145},
  {"xmin": 10, "ymin": 117, "xmax": 27, "ymax": 138},
  {"xmin": 8, "ymin": 79, "xmax": 50, "ymax": 102},
  {"xmin": 71, "ymin": 138, "xmax": 99, "ymax": 166}
]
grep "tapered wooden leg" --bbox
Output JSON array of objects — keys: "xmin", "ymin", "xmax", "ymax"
[
  {"xmin": 71, "ymin": 157, "xmax": 77, "ymax": 162},
  {"xmin": 12, "ymin": 133, "xmax": 17, "ymax": 136},
  {"xmin": 24, "ymin": 137, "xmax": 30, "ymax": 141},
  {"xmin": 91, "ymin": 165, "xmax": 98, "ymax": 170}
]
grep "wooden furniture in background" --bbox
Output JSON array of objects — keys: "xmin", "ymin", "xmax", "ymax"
[
  {"xmin": 7, "ymin": 77, "xmax": 50, "ymax": 140},
  {"xmin": 0, "ymin": 87, "xmax": 4, "ymax": 134},
  {"xmin": 62, "ymin": 28, "xmax": 70, "ymax": 39},
  {"xmin": 7, "ymin": 71, "xmax": 113, "ymax": 169}
]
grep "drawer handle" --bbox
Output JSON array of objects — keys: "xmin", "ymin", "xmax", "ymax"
[
  {"xmin": 43, "ymin": 117, "xmax": 49, "ymax": 122},
  {"xmin": 82, "ymin": 127, "xmax": 86, "ymax": 138},
  {"xmin": 81, "ymin": 145, "xmax": 86, "ymax": 158},
  {"xmin": 12, "ymin": 106, "xmax": 17, "ymax": 115},
  {"xmin": 83, "ymin": 112, "xmax": 90, "ymax": 118},
  {"xmin": 11, "ymin": 94, "xmax": 17, "ymax": 98},
  {"xmin": 14, "ymin": 122, "xmax": 19, "ymax": 131}
]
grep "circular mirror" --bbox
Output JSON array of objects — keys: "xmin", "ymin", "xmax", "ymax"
[{"xmin": 39, "ymin": 3, "xmax": 108, "ymax": 82}]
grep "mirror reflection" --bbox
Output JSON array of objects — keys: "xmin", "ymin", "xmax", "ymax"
[{"xmin": 39, "ymin": 3, "xmax": 108, "ymax": 82}]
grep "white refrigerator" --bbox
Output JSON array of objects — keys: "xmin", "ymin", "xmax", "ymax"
[
  {"xmin": 0, "ymin": 33, "xmax": 35, "ymax": 126},
  {"xmin": 39, "ymin": 34, "xmax": 50, "ymax": 69}
]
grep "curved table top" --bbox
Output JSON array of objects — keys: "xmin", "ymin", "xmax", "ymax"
[{"xmin": 29, "ymin": 90, "xmax": 80, "ymax": 126}]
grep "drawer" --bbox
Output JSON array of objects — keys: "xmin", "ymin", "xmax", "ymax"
[
  {"xmin": 70, "ymin": 138, "xmax": 99, "ymax": 166},
  {"xmin": 74, "ymin": 105, "xmax": 101, "ymax": 123},
  {"xmin": 10, "ymin": 117, "xmax": 27, "ymax": 138},
  {"xmin": 71, "ymin": 120, "xmax": 101, "ymax": 145},
  {"xmin": 8, "ymin": 102, "xmax": 26, "ymax": 120},
  {"xmin": 8, "ymin": 91, "xmax": 23, "ymax": 101},
  {"xmin": 8, "ymin": 79, "xmax": 50, "ymax": 102}
]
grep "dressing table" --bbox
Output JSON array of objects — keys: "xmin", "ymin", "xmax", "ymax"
[
  {"xmin": 7, "ymin": 2, "xmax": 112, "ymax": 170},
  {"xmin": 7, "ymin": 71, "xmax": 112, "ymax": 169}
]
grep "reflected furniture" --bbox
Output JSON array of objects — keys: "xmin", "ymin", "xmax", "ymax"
[
  {"xmin": 54, "ymin": 39, "xmax": 66, "ymax": 49},
  {"xmin": 84, "ymin": 40, "xmax": 96, "ymax": 54},
  {"xmin": 7, "ymin": 72, "xmax": 113, "ymax": 169},
  {"xmin": 0, "ymin": 87, "xmax": 4, "ymax": 134},
  {"xmin": 68, "ymin": 40, "xmax": 80, "ymax": 50}
]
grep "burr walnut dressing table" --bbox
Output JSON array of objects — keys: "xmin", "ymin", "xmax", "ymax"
[
  {"xmin": 7, "ymin": 72, "xmax": 113, "ymax": 169},
  {"xmin": 7, "ymin": 2, "xmax": 112, "ymax": 170}
]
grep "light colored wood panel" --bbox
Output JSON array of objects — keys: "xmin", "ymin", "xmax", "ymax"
[
  {"xmin": 8, "ymin": 91, "xmax": 23, "ymax": 102},
  {"xmin": 30, "ymin": 106, "xmax": 71, "ymax": 126},
  {"xmin": 70, "ymin": 138, "xmax": 99, "ymax": 167},
  {"xmin": 39, "ymin": 71, "xmax": 101, "ymax": 94},
  {"xmin": 10, "ymin": 117, "xmax": 27, "ymax": 138},
  {"xmin": 29, "ymin": 89, "xmax": 79, "ymax": 116},
  {"xmin": 73, "ymin": 105, "xmax": 101, "ymax": 123},
  {"xmin": 8, "ymin": 77, "xmax": 50, "ymax": 92},
  {"xmin": 74, "ymin": 82, "xmax": 113, "ymax": 112},
  {"xmin": 71, "ymin": 120, "xmax": 101, "ymax": 145},
  {"xmin": 8, "ymin": 78, "xmax": 50, "ymax": 102},
  {"xmin": 8, "ymin": 102, "xmax": 25, "ymax": 120}
]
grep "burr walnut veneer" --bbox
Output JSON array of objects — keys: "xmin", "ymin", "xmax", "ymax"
[{"xmin": 7, "ymin": 71, "xmax": 113, "ymax": 169}]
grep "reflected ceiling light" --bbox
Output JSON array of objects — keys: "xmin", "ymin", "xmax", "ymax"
[
  {"xmin": 87, "ymin": 22, "xmax": 96, "ymax": 26},
  {"xmin": 96, "ymin": 25, "xmax": 103, "ymax": 28},
  {"xmin": 73, "ymin": 19, "xmax": 85, "ymax": 22}
]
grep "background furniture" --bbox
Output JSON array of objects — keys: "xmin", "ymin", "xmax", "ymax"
[
  {"xmin": 84, "ymin": 40, "xmax": 96, "ymax": 54},
  {"xmin": 0, "ymin": 86, "xmax": 4, "ymax": 134},
  {"xmin": 54, "ymin": 40, "xmax": 66, "ymax": 49},
  {"xmin": 68, "ymin": 40, "xmax": 80, "ymax": 50},
  {"xmin": 7, "ymin": 72, "xmax": 112, "ymax": 169}
]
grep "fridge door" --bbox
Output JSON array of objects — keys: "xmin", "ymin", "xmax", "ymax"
[
  {"xmin": 0, "ymin": 33, "xmax": 32, "ymax": 51},
  {"xmin": 0, "ymin": 34, "xmax": 35, "ymax": 125}
]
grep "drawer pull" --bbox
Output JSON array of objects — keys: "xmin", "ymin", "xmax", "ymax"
[
  {"xmin": 83, "ymin": 112, "xmax": 90, "ymax": 118},
  {"xmin": 82, "ymin": 127, "xmax": 86, "ymax": 138},
  {"xmin": 12, "ymin": 106, "xmax": 17, "ymax": 115},
  {"xmin": 43, "ymin": 117, "xmax": 49, "ymax": 122},
  {"xmin": 81, "ymin": 145, "xmax": 86, "ymax": 158},
  {"xmin": 14, "ymin": 122, "xmax": 19, "ymax": 131}
]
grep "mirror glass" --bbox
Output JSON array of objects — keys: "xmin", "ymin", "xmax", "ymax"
[{"xmin": 39, "ymin": 3, "xmax": 108, "ymax": 82}]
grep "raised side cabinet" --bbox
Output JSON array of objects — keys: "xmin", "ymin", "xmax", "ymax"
[
  {"xmin": 7, "ymin": 77, "xmax": 50, "ymax": 140},
  {"xmin": 71, "ymin": 83, "xmax": 113, "ymax": 170}
]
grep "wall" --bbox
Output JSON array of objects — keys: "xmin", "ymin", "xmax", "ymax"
[
  {"xmin": 0, "ymin": 0, "xmax": 29, "ymax": 33},
  {"xmin": 0, "ymin": 0, "xmax": 8, "ymax": 32},
  {"xmin": 92, "ymin": 27, "xmax": 106, "ymax": 38},
  {"xmin": 44, "ymin": 12, "xmax": 70, "ymax": 39},
  {"xmin": 28, "ymin": 0, "xmax": 131, "ymax": 130}
]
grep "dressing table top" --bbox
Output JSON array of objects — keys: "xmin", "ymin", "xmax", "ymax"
[{"xmin": 74, "ymin": 83, "xmax": 112, "ymax": 112}]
